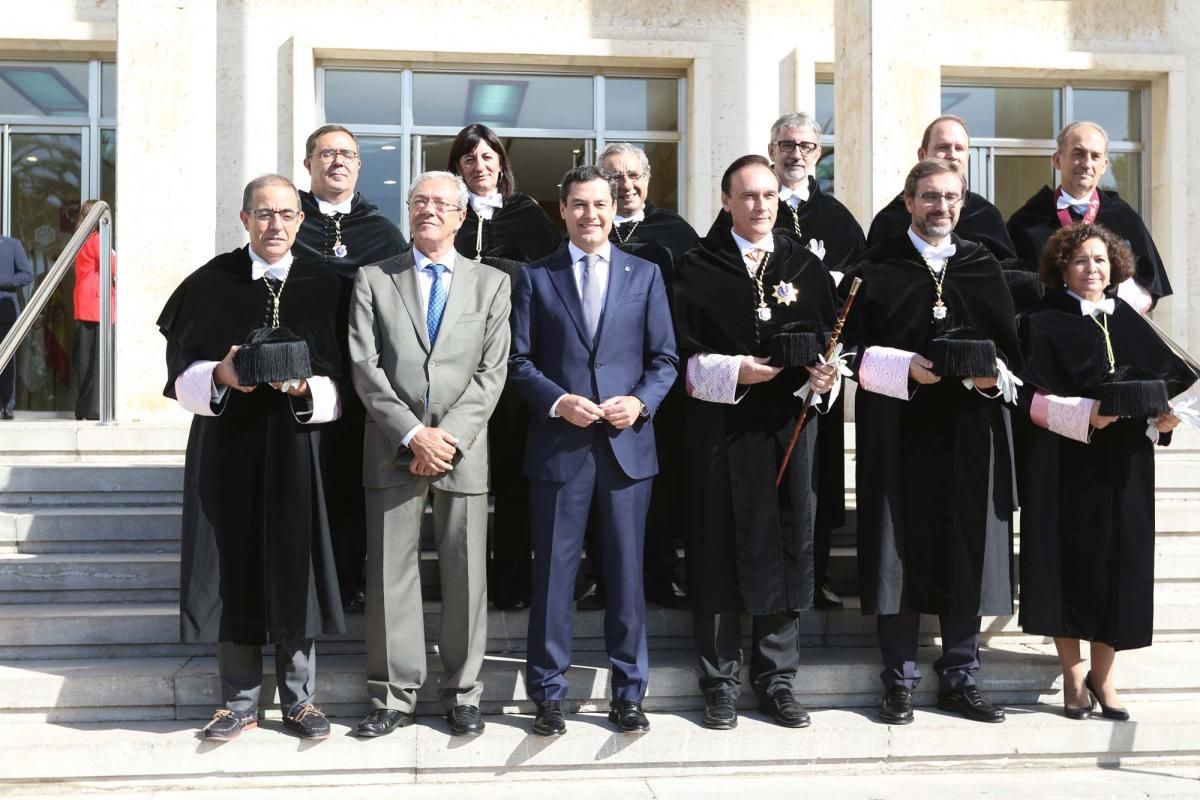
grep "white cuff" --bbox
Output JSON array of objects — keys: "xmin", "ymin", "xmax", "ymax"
[
  {"xmin": 402, "ymin": 422, "xmax": 425, "ymax": 447},
  {"xmin": 859, "ymin": 346, "xmax": 916, "ymax": 400},
  {"xmin": 175, "ymin": 361, "xmax": 226, "ymax": 416},
  {"xmin": 1116, "ymin": 277, "xmax": 1153, "ymax": 316},
  {"xmin": 299, "ymin": 376, "xmax": 341, "ymax": 424},
  {"xmin": 686, "ymin": 353, "xmax": 744, "ymax": 404},
  {"xmin": 1030, "ymin": 392, "xmax": 1095, "ymax": 443},
  {"xmin": 549, "ymin": 394, "xmax": 569, "ymax": 418}
]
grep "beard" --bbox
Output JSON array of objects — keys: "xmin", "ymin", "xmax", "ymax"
[{"xmin": 915, "ymin": 215, "xmax": 953, "ymax": 240}]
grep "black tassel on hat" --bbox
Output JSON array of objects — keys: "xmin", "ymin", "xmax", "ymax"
[
  {"xmin": 1097, "ymin": 365, "xmax": 1169, "ymax": 418},
  {"xmin": 768, "ymin": 321, "xmax": 828, "ymax": 368},
  {"xmin": 927, "ymin": 327, "xmax": 998, "ymax": 378},
  {"xmin": 233, "ymin": 326, "xmax": 313, "ymax": 385}
]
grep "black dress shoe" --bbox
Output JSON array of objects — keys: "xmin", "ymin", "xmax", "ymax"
[
  {"xmin": 1085, "ymin": 672, "xmax": 1130, "ymax": 721},
  {"xmin": 608, "ymin": 700, "xmax": 650, "ymax": 733},
  {"xmin": 0, "ymin": 408, "xmax": 13, "ymax": 420},
  {"xmin": 283, "ymin": 704, "xmax": 331, "ymax": 739},
  {"xmin": 879, "ymin": 685, "xmax": 914, "ymax": 725},
  {"xmin": 813, "ymin": 583, "xmax": 844, "ymax": 609},
  {"xmin": 342, "ymin": 589, "xmax": 366, "ymax": 612},
  {"xmin": 936, "ymin": 686, "xmax": 1005, "ymax": 723},
  {"xmin": 702, "ymin": 686, "xmax": 738, "ymax": 730},
  {"xmin": 1063, "ymin": 698, "xmax": 1094, "ymax": 720},
  {"xmin": 357, "ymin": 708, "xmax": 415, "ymax": 738},
  {"xmin": 532, "ymin": 700, "xmax": 567, "ymax": 736},
  {"xmin": 576, "ymin": 582, "xmax": 605, "ymax": 611},
  {"xmin": 645, "ymin": 582, "xmax": 691, "ymax": 609},
  {"xmin": 758, "ymin": 688, "xmax": 811, "ymax": 728},
  {"xmin": 493, "ymin": 597, "xmax": 530, "ymax": 611},
  {"xmin": 446, "ymin": 704, "xmax": 485, "ymax": 736},
  {"xmin": 201, "ymin": 707, "xmax": 258, "ymax": 741}
]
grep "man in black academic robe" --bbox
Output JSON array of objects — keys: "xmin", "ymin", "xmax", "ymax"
[
  {"xmin": 844, "ymin": 159, "xmax": 1021, "ymax": 727},
  {"xmin": 600, "ymin": 142, "xmax": 700, "ymax": 608},
  {"xmin": 676, "ymin": 155, "xmax": 838, "ymax": 730},
  {"xmin": 293, "ymin": 125, "xmax": 407, "ymax": 610},
  {"xmin": 1007, "ymin": 121, "xmax": 1172, "ymax": 311},
  {"xmin": 158, "ymin": 175, "xmax": 344, "ymax": 741},
  {"xmin": 867, "ymin": 115, "xmax": 1017, "ymax": 262}
]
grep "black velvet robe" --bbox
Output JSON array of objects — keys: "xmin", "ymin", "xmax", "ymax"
[
  {"xmin": 157, "ymin": 247, "xmax": 345, "ymax": 644},
  {"xmin": 706, "ymin": 177, "xmax": 867, "ymax": 273},
  {"xmin": 294, "ymin": 190, "xmax": 407, "ymax": 598},
  {"xmin": 675, "ymin": 233, "xmax": 838, "ymax": 614},
  {"xmin": 868, "ymin": 191, "xmax": 1017, "ymax": 261},
  {"xmin": 1016, "ymin": 289, "xmax": 1195, "ymax": 649},
  {"xmin": 454, "ymin": 192, "xmax": 562, "ymax": 265},
  {"xmin": 843, "ymin": 234, "xmax": 1022, "ymax": 617},
  {"xmin": 1007, "ymin": 186, "xmax": 1173, "ymax": 302},
  {"xmin": 610, "ymin": 202, "xmax": 700, "ymax": 279}
]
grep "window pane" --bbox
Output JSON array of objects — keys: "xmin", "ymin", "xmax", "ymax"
[
  {"xmin": 324, "ymin": 69, "xmax": 404, "ymax": 126},
  {"xmin": 619, "ymin": 141, "xmax": 678, "ymax": 211},
  {"xmin": 413, "ymin": 73, "xmax": 593, "ymax": 130},
  {"xmin": 604, "ymin": 78, "xmax": 678, "ymax": 131},
  {"xmin": 993, "ymin": 154, "xmax": 1055, "ymax": 219},
  {"xmin": 816, "ymin": 146, "xmax": 836, "ymax": 196},
  {"xmin": 943, "ymin": 86, "xmax": 1061, "ymax": 140},
  {"xmin": 356, "ymin": 136, "xmax": 404, "ymax": 226},
  {"xmin": 815, "ymin": 81, "xmax": 834, "ymax": 135},
  {"xmin": 1103, "ymin": 152, "xmax": 1141, "ymax": 214},
  {"xmin": 0, "ymin": 61, "xmax": 89, "ymax": 117},
  {"xmin": 1072, "ymin": 89, "xmax": 1141, "ymax": 141},
  {"xmin": 101, "ymin": 62, "xmax": 116, "ymax": 118},
  {"xmin": 100, "ymin": 129, "xmax": 117, "ymax": 228}
]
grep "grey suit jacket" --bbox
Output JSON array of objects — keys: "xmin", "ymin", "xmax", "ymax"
[{"xmin": 349, "ymin": 248, "xmax": 511, "ymax": 494}]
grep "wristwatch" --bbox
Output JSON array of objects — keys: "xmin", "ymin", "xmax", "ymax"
[{"xmin": 638, "ymin": 400, "xmax": 649, "ymax": 418}]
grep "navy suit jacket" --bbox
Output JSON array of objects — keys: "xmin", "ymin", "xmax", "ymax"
[{"xmin": 509, "ymin": 244, "xmax": 678, "ymax": 483}]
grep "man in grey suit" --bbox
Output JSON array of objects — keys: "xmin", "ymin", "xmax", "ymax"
[{"xmin": 349, "ymin": 170, "xmax": 511, "ymax": 737}]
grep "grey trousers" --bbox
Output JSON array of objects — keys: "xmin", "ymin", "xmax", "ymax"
[
  {"xmin": 365, "ymin": 482, "xmax": 488, "ymax": 713},
  {"xmin": 216, "ymin": 639, "xmax": 316, "ymax": 717}
]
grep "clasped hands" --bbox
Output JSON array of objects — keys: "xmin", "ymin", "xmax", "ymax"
[
  {"xmin": 739, "ymin": 355, "xmax": 839, "ymax": 394},
  {"xmin": 409, "ymin": 426, "xmax": 459, "ymax": 476},
  {"xmin": 214, "ymin": 345, "xmax": 310, "ymax": 397},
  {"xmin": 558, "ymin": 395, "xmax": 643, "ymax": 430}
]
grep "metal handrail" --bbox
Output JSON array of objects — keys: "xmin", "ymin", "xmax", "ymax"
[{"xmin": 0, "ymin": 201, "xmax": 115, "ymax": 424}]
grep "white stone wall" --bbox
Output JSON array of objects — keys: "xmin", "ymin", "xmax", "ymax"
[{"xmin": 2, "ymin": 0, "xmax": 1197, "ymax": 419}]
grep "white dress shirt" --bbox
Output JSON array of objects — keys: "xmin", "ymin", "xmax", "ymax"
[
  {"xmin": 779, "ymin": 181, "xmax": 810, "ymax": 207},
  {"xmin": 613, "ymin": 209, "xmax": 646, "ymax": 225},
  {"xmin": 730, "ymin": 230, "xmax": 775, "ymax": 275},
  {"xmin": 907, "ymin": 227, "xmax": 955, "ymax": 273},
  {"xmin": 316, "ymin": 197, "xmax": 353, "ymax": 216}
]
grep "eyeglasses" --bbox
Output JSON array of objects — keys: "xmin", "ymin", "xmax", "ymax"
[
  {"xmin": 774, "ymin": 140, "xmax": 820, "ymax": 156},
  {"xmin": 408, "ymin": 196, "xmax": 463, "ymax": 213},
  {"xmin": 607, "ymin": 171, "xmax": 644, "ymax": 182},
  {"xmin": 248, "ymin": 208, "xmax": 301, "ymax": 223},
  {"xmin": 917, "ymin": 192, "xmax": 964, "ymax": 208},
  {"xmin": 309, "ymin": 148, "xmax": 359, "ymax": 163}
]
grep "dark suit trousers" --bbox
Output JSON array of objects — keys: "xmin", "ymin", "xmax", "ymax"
[
  {"xmin": 217, "ymin": 639, "xmax": 316, "ymax": 716},
  {"xmin": 525, "ymin": 432, "xmax": 652, "ymax": 703},
  {"xmin": 877, "ymin": 612, "xmax": 981, "ymax": 692},
  {"xmin": 694, "ymin": 610, "xmax": 800, "ymax": 698},
  {"xmin": 73, "ymin": 321, "xmax": 99, "ymax": 420},
  {"xmin": 0, "ymin": 298, "xmax": 18, "ymax": 411}
]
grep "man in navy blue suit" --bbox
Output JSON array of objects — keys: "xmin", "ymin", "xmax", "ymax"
[{"xmin": 509, "ymin": 165, "xmax": 678, "ymax": 736}]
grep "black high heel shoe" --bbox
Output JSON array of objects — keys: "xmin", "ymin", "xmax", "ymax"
[
  {"xmin": 1063, "ymin": 686, "xmax": 1094, "ymax": 720},
  {"xmin": 1084, "ymin": 672, "xmax": 1130, "ymax": 721}
]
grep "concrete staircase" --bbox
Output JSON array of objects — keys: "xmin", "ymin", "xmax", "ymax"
[{"xmin": 1, "ymin": 421, "xmax": 1199, "ymax": 794}]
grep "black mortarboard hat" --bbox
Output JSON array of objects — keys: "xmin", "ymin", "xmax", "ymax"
[
  {"xmin": 1097, "ymin": 365, "xmax": 1170, "ymax": 418},
  {"xmin": 768, "ymin": 321, "xmax": 828, "ymax": 368},
  {"xmin": 927, "ymin": 327, "xmax": 998, "ymax": 378},
  {"xmin": 999, "ymin": 258, "xmax": 1044, "ymax": 315},
  {"xmin": 233, "ymin": 326, "xmax": 313, "ymax": 385}
]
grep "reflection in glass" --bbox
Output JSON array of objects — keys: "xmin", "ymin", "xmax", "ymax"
[
  {"xmin": 100, "ymin": 129, "xmax": 117, "ymax": 228},
  {"xmin": 9, "ymin": 132, "xmax": 83, "ymax": 412},
  {"xmin": 101, "ymin": 62, "xmax": 117, "ymax": 119},
  {"xmin": 324, "ymin": 70, "xmax": 404, "ymax": 126},
  {"xmin": 605, "ymin": 79, "xmax": 678, "ymax": 132},
  {"xmin": 993, "ymin": 154, "xmax": 1054, "ymax": 220},
  {"xmin": 943, "ymin": 86, "xmax": 1061, "ymax": 140},
  {"xmin": 816, "ymin": 147, "xmax": 835, "ymax": 196},
  {"xmin": 815, "ymin": 81, "xmax": 835, "ymax": 135},
  {"xmin": 355, "ymin": 136, "xmax": 405, "ymax": 226},
  {"xmin": 0, "ymin": 62, "xmax": 90, "ymax": 117},
  {"xmin": 622, "ymin": 141, "xmax": 679, "ymax": 212},
  {"xmin": 1103, "ymin": 152, "xmax": 1141, "ymax": 214},
  {"xmin": 413, "ymin": 73, "xmax": 593, "ymax": 130},
  {"xmin": 1073, "ymin": 89, "xmax": 1141, "ymax": 141}
]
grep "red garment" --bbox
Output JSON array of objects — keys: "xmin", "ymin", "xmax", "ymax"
[{"xmin": 73, "ymin": 232, "xmax": 117, "ymax": 323}]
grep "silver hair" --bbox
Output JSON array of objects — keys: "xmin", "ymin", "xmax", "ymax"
[
  {"xmin": 598, "ymin": 142, "xmax": 651, "ymax": 177},
  {"xmin": 408, "ymin": 170, "xmax": 470, "ymax": 210},
  {"xmin": 242, "ymin": 174, "xmax": 301, "ymax": 211},
  {"xmin": 770, "ymin": 112, "xmax": 822, "ymax": 142},
  {"xmin": 1057, "ymin": 121, "xmax": 1110, "ymax": 154}
]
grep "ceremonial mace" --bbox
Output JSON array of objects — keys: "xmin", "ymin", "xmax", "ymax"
[{"xmin": 775, "ymin": 277, "xmax": 863, "ymax": 488}]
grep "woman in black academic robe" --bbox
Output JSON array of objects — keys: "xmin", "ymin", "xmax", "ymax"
[
  {"xmin": 1016, "ymin": 224, "xmax": 1193, "ymax": 720},
  {"xmin": 446, "ymin": 123, "xmax": 562, "ymax": 610}
]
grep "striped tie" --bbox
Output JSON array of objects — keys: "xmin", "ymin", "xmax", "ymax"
[
  {"xmin": 426, "ymin": 263, "xmax": 447, "ymax": 345},
  {"xmin": 580, "ymin": 254, "xmax": 602, "ymax": 339}
]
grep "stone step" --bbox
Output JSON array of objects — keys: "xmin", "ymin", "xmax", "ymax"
[
  {"xmin": 0, "ymin": 700, "xmax": 1196, "ymax": 787},
  {"xmin": 0, "ymin": 507, "xmax": 181, "ymax": 554},
  {"xmin": 0, "ymin": 465, "xmax": 184, "ymax": 507},
  {"xmin": 0, "ymin": 421, "xmax": 188, "ymax": 464},
  {"xmin": 2, "ymin": 640, "xmax": 1197, "ymax": 724},
  {"xmin": 2, "ymin": 586, "xmax": 1198, "ymax": 660}
]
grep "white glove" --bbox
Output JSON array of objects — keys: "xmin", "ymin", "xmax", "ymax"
[
  {"xmin": 794, "ymin": 343, "xmax": 854, "ymax": 411},
  {"xmin": 277, "ymin": 378, "xmax": 303, "ymax": 393},
  {"xmin": 962, "ymin": 358, "xmax": 1023, "ymax": 404},
  {"xmin": 807, "ymin": 239, "xmax": 826, "ymax": 261}
]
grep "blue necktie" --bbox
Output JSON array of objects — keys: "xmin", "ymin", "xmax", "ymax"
[
  {"xmin": 426, "ymin": 263, "xmax": 447, "ymax": 345},
  {"xmin": 580, "ymin": 254, "xmax": 602, "ymax": 339}
]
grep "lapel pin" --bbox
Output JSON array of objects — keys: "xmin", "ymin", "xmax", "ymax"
[{"xmin": 624, "ymin": 265, "xmax": 631, "ymax": 272}]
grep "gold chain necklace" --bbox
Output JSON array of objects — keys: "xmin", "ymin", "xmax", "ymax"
[
  {"xmin": 1089, "ymin": 311, "xmax": 1116, "ymax": 373},
  {"xmin": 614, "ymin": 218, "xmax": 642, "ymax": 245},
  {"xmin": 787, "ymin": 202, "xmax": 802, "ymax": 240},
  {"xmin": 331, "ymin": 214, "xmax": 348, "ymax": 258},
  {"xmin": 751, "ymin": 251, "xmax": 772, "ymax": 321},
  {"xmin": 263, "ymin": 273, "xmax": 287, "ymax": 327},
  {"xmin": 926, "ymin": 261, "xmax": 949, "ymax": 320}
]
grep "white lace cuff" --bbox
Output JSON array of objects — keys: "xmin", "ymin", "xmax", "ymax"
[
  {"xmin": 1116, "ymin": 277, "xmax": 1153, "ymax": 315},
  {"xmin": 1030, "ymin": 392, "xmax": 1095, "ymax": 443},
  {"xmin": 859, "ymin": 346, "xmax": 916, "ymax": 400},
  {"xmin": 300, "ymin": 376, "xmax": 341, "ymax": 424},
  {"xmin": 175, "ymin": 361, "xmax": 226, "ymax": 417},
  {"xmin": 686, "ymin": 353, "xmax": 744, "ymax": 404}
]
